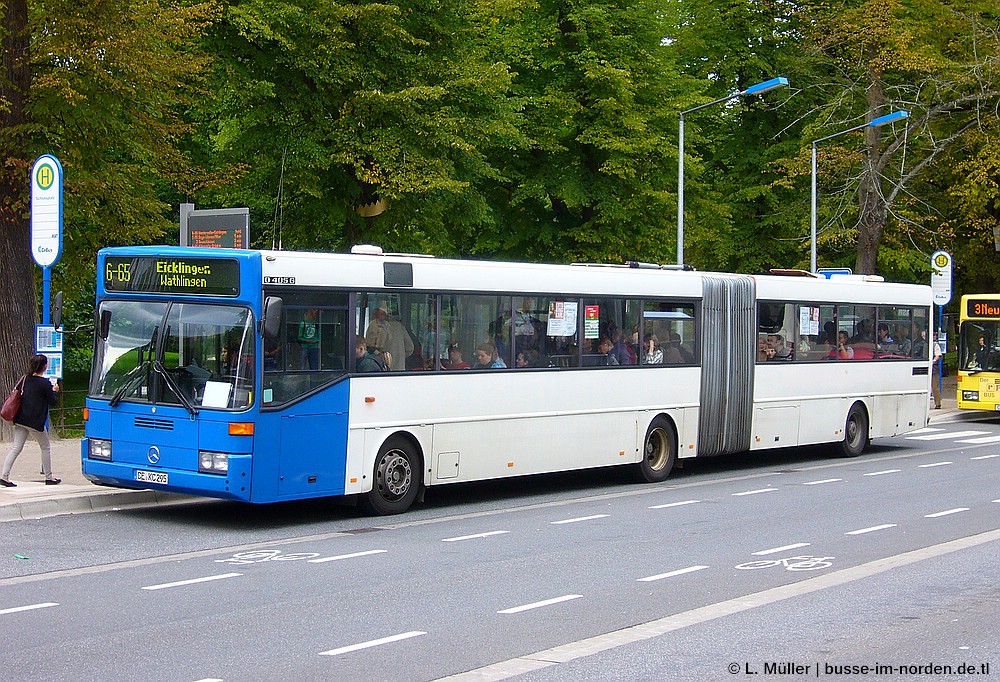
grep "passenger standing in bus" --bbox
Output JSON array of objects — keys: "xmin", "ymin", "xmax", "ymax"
[
  {"xmin": 365, "ymin": 308, "xmax": 391, "ymax": 355},
  {"xmin": 1, "ymin": 355, "xmax": 61, "ymax": 487},
  {"xmin": 298, "ymin": 308, "xmax": 320, "ymax": 370},
  {"xmin": 384, "ymin": 315, "xmax": 414, "ymax": 371}
]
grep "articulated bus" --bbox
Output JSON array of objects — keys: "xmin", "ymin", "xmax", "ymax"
[
  {"xmin": 83, "ymin": 246, "xmax": 932, "ymax": 514},
  {"xmin": 957, "ymin": 293, "xmax": 1000, "ymax": 412}
]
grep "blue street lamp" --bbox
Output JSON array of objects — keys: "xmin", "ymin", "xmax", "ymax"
[
  {"xmin": 677, "ymin": 77, "xmax": 788, "ymax": 265},
  {"xmin": 810, "ymin": 110, "xmax": 909, "ymax": 273}
]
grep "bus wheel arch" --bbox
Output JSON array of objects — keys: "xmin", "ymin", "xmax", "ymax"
[
  {"xmin": 636, "ymin": 415, "xmax": 678, "ymax": 483},
  {"xmin": 839, "ymin": 401, "xmax": 870, "ymax": 458},
  {"xmin": 360, "ymin": 432, "xmax": 424, "ymax": 515}
]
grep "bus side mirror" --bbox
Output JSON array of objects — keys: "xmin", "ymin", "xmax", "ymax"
[
  {"xmin": 52, "ymin": 291, "xmax": 64, "ymax": 330},
  {"xmin": 262, "ymin": 296, "xmax": 283, "ymax": 339},
  {"xmin": 98, "ymin": 309, "xmax": 112, "ymax": 340}
]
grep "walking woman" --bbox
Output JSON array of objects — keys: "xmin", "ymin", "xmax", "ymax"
[{"xmin": 1, "ymin": 354, "xmax": 61, "ymax": 487}]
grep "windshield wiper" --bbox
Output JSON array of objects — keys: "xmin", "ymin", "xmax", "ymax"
[
  {"xmin": 151, "ymin": 360, "xmax": 198, "ymax": 417},
  {"xmin": 109, "ymin": 361, "xmax": 149, "ymax": 407}
]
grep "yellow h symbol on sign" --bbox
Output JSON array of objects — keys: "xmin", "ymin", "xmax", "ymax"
[{"xmin": 36, "ymin": 163, "xmax": 55, "ymax": 191}]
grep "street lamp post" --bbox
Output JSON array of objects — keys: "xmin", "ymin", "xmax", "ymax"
[
  {"xmin": 677, "ymin": 77, "xmax": 788, "ymax": 265},
  {"xmin": 809, "ymin": 110, "xmax": 909, "ymax": 273}
]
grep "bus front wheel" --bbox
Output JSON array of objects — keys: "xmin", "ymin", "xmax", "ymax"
[
  {"xmin": 361, "ymin": 437, "xmax": 421, "ymax": 515},
  {"xmin": 636, "ymin": 417, "xmax": 677, "ymax": 483},
  {"xmin": 839, "ymin": 403, "xmax": 869, "ymax": 458}
]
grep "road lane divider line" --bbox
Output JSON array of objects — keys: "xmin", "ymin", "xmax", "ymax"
[
  {"xmin": 436, "ymin": 528, "xmax": 1000, "ymax": 682},
  {"xmin": 0, "ymin": 602, "xmax": 58, "ymax": 616},
  {"xmin": 845, "ymin": 524, "xmax": 897, "ymax": 535},
  {"xmin": 924, "ymin": 508, "xmax": 970, "ymax": 518},
  {"xmin": 863, "ymin": 469, "xmax": 901, "ymax": 476},
  {"xmin": 308, "ymin": 549, "xmax": 387, "ymax": 563},
  {"xmin": 498, "ymin": 595, "xmax": 583, "ymax": 614},
  {"xmin": 732, "ymin": 488, "xmax": 777, "ymax": 496},
  {"xmin": 637, "ymin": 566, "xmax": 709, "ymax": 582},
  {"xmin": 907, "ymin": 430, "xmax": 988, "ymax": 441},
  {"xmin": 802, "ymin": 478, "xmax": 842, "ymax": 486},
  {"xmin": 958, "ymin": 436, "xmax": 1000, "ymax": 444},
  {"xmin": 442, "ymin": 531, "xmax": 509, "ymax": 542},
  {"xmin": 752, "ymin": 543, "xmax": 810, "ymax": 556},
  {"xmin": 970, "ymin": 453, "xmax": 1000, "ymax": 459},
  {"xmin": 551, "ymin": 514, "xmax": 610, "ymax": 525},
  {"xmin": 918, "ymin": 461, "xmax": 953, "ymax": 468},
  {"xmin": 320, "ymin": 631, "xmax": 426, "ymax": 657},
  {"xmin": 649, "ymin": 500, "xmax": 700, "ymax": 509},
  {"xmin": 141, "ymin": 573, "xmax": 242, "ymax": 591}
]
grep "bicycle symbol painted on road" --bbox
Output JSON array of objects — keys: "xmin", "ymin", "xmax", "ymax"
[
  {"xmin": 215, "ymin": 550, "xmax": 320, "ymax": 565},
  {"xmin": 735, "ymin": 555, "xmax": 834, "ymax": 571}
]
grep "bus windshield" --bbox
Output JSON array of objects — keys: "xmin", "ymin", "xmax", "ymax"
[
  {"xmin": 90, "ymin": 300, "xmax": 256, "ymax": 410},
  {"xmin": 960, "ymin": 321, "xmax": 1000, "ymax": 372}
]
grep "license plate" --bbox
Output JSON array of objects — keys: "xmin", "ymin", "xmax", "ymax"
[{"xmin": 135, "ymin": 469, "xmax": 168, "ymax": 485}]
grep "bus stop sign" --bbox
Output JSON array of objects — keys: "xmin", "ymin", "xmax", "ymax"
[{"xmin": 931, "ymin": 250, "xmax": 952, "ymax": 306}]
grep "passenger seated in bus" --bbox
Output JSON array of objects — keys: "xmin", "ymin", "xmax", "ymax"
[
  {"xmin": 876, "ymin": 323, "xmax": 895, "ymax": 349},
  {"xmin": 475, "ymin": 341, "xmax": 506, "ymax": 369},
  {"xmin": 758, "ymin": 335, "xmax": 774, "ymax": 362},
  {"xmin": 893, "ymin": 324, "xmax": 911, "ymax": 355},
  {"xmin": 664, "ymin": 334, "xmax": 684, "ymax": 363},
  {"xmin": 355, "ymin": 339, "xmax": 387, "ymax": 372},
  {"xmin": 642, "ymin": 334, "xmax": 664, "ymax": 364},
  {"xmin": 515, "ymin": 349, "xmax": 543, "ymax": 368},
  {"xmin": 595, "ymin": 336, "xmax": 620, "ymax": 366},
  {"xmin": 850, "ymin": 321, "xmax": 876, "ymax": 359},
  {"xmin": 911, "ymin": 328, "xmax": 927, "ymax": 359},
  {"xmin": 766, "ymin": 334, "xmax": 793, "ymax": 361},
  {"xmin": 827, "ymin": 330, "xmax": 854, "ymax": 359},
  {"xmin": 446, "ymin": 343, "xmax": 471, "ymax": 369},
  {"xmin": 609, "ymin": 325, "xmax": 635, "ymax": 365}
]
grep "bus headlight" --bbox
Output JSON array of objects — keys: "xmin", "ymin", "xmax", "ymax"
[
  {"xmin": 199, "ymin": 451, "xmax": 229, "ymax": 474},
  {"xmin": 89, "ymin": 439, "xmax": 112, "ymax": 461},
  {"xmin": 962, "ymin": 390, "xmax": 979, "ymax": 401}
]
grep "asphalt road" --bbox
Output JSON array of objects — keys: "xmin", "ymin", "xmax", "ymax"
[{"xmin": 1, "ymin": 416, "xmax": 998, "ymax": 681}]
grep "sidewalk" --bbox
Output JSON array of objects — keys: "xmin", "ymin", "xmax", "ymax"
[
  {"xmin": 0, "ymin": 374, "xmax": 972, "ymax": 522},
  {"xmin": 0, "ymin": 436, "xmax": 197, "ymax": 523}
]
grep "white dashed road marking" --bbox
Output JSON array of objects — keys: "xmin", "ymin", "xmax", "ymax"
[
  {"xmin": 752, "ymin": 543, "xmax": 811, "ymax": 556},
  {"xmin": 907, "ymin": 431, "xmax": 988, "ymax": 441},
  {"xmin": 551, "ymin": 514, "xmax": 609, "ymax": 525},
  {"xmin": 649, "ymin": 500, "xmax": 700, "ymax": 509},
  {"xmin": 637, "ymin": 565, "xmax": 709, "ymax": 582},
  {"xmin": 0, "ymin": 602, "xmax": 58, "ymax": 616},
  {"xmin": 864, "ymin": 469, "xmax": 901, "ymax": 476},
  {"xmin": 441, "ymin": 531, "xmax": 509, "ymax": 542},
  {"xmin": 918, "ymin": 462, "xmax": 953, "ymax": 468},
  {"xmin": 320, "ymin": 631, "xmax": 426, "ymax": 657},
  {"xmin": 733, "ymin": 488, "xmax": 778, "ymax": 497},
  {"xmin": 845, "ymin": 524, "xmax": 897, "ymax": 535},
  {"xmin": 308, "ymin": 549, "xmax": 387, "ymax": 563},
  {"xmin": 142, "ymin": 573, "xmax": 242, "ymax": 591},
  {"xmin": 498, "ymin": 595, "xmax": 583, "ymax": 614},
  {"xmin": 803, "ymin": 478, "xmax": 842, "ymax": 486},
  {"xmin": 924, "ymin": 508, "xmax": 969, "ymax": 518}
]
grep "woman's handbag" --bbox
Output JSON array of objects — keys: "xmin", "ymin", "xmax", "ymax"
[{"xmin": 1, "ymin": 376, "xmax": 26, "ymax": 423}]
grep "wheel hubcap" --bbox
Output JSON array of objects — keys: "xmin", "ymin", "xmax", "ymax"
[
  {"xmin": 377, "ymin": 450, "xmax": 411, "ymax": 499},
  {"xmin": 645, "ymin": 429, "xmax": 668, "ymax": 470}
]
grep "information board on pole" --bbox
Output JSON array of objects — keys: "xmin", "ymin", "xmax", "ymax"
[
  {"xmin": 180, "ymin": 204, "xmax": 249, "ymax": 249},
  {"xmin": 930, "ymin": 250, "xmax": 952, "ymax": 306},
  {"xmin": 31, "ymin": 155, "xmax": 63, "ymax": 268}
]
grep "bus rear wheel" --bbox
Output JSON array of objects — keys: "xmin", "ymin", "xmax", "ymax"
[
  {"xmin": 839, "ymin": 403, "xmax": 869, "ymax": 458},
  {"xmin": 636, "ymin": 417, "xmax": 677, "ymax": 483},
  {"xmin": 361, "ymin": 437, "xmax": 421, "ymax": 515}
]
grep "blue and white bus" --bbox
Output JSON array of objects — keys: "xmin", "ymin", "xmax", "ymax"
[{"xmin": 83, "ymin": 245, "xmax": 932, "ymax": 514}]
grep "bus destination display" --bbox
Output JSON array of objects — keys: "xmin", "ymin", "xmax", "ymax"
[
  {"xmin": 104, "ymin": 256, "xmax": 240, "ymax": 296},
  {"xmin": 965, "ymin": 298, "xmax": 1000, "ymax": 319}
]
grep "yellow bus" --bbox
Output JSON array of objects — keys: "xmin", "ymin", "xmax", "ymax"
[{"xmin": 957, "ymin": 293, "xmax": 1000, "ymax": 412}]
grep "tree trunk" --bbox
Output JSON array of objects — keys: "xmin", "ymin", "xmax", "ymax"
[
  {"xmin": 1, "ymin": 0, "xmax": 39, "ymax": 435},
  {"xmin": 854, "ymin": 77, "xmax": 888, "ymax": 275}
]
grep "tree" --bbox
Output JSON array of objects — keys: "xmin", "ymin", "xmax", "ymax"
[
  {"xmin": 194, "ymin": 0, "xmax": 515, "ymax": 256},
  {"xmin": 0, "ymin": 0, "xmax": 37, "ymax": 410},
  {"xmin": 800, "ymin": 0, "xmax": 1000, "ymax": 274}
]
